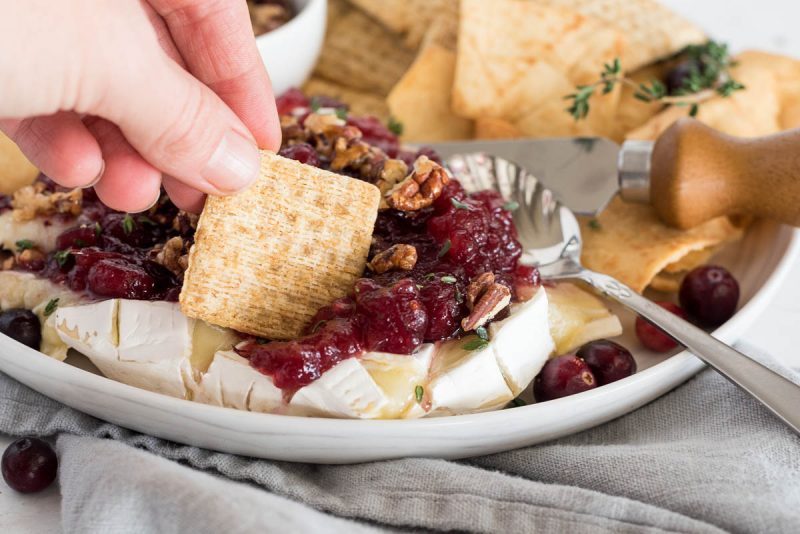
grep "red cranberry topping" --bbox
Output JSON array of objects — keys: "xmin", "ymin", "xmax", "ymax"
[
  {"xmin": 87, "ymin": 259, "xmax": 157, "ymax": 299},
  {"xmin": 55, "ymin": 224, "xmax": 99, "ymax": 250},
  {"xmin": 534, "ymin": 354, "xmax": 597, "ymax": 402},
  {"xmin": 354, "ymin": 278, "xmax": 427, "ymax": 354},
  {"xmin": 576, "ymin": 339, "xmax": 636, "ymax": 385},
  {"xmin": 1, "ymin": 438, "xmax": 58, "ymax": 494},
  {"xmin": 275, "ymin": 87, "xmax": 310, "ymax": 116},
  {"xmin": 679, "ymin": 265, "xmax": 739, "ymax": 328},
  {"xmin": 512, "ymin": 264, "xmax": 541, "ymax": 301},
  {"xmin": 635, "ymin": 302, "xmax": 687, "ymax": 352},
  {"xmin": 101, "ymin": 213, "xmax": 164, "ymax": 248},
  {"xmin": 279, "ymin": 143, "xmax": 320, "ymax": 167},
  {"xmin": 243, "ymin": 318, "xmax": 363, "ymax": 390}
]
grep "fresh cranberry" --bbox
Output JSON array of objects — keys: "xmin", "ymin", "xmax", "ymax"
[
  {"xmin": 279, "ymin": 143, "xmax": 320, "ymax": 167},
  {"xmin": 576, "ymin": 340, "xmax": 636, "ymax": 385},
  {"xmin": 0, "ymin": 309, "xmax": 42, "ymax": 350},
  {"xmin": 87, "ymin": 259, "xmax": 156, "ymax": 299},
  {"xmin": 56, "ymin": 224, "xmax": 99, "ymax": 250},
  {"xmin": 1, "ymin": 438, "xmax": 57, "ymax": 493},
  {"xmin": 354, "ymin": 278, "xmax": 427, "ymax": 354},
  {"xmin": 64, "ymin": 248, "xmax": 124, "ymax": 291},
  {"xmin": 533, "ymin": 354, "xmax": 597, "ymax": 401},
  {"xmin": 275, "ymin": 87, "xmax": 310, "ymax": 116},
  {"xmin": 243, "ymin": 318, "xmax": 363, "ymax": 390},
  {"xmin": 347, "ymin": 116, "xmax": 399, "ymax": 157},
  {"xmin": 512, "ymin": 264, "xmax": 541, "ymax": 301},
  {"xmin": 635, "ymin": 302, "xmax": 687, "ymax": 352},
  {"xmin": 679, "ymin": 266, "xmax": 739, "ymax": 327}
]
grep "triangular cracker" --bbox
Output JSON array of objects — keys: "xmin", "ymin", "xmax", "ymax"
[{"xmin": 180, "ymin": 152, "xmax": 380, "ymax": 340}]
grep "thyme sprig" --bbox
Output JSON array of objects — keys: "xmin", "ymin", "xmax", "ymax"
[{"xmin": 565, "ymin": 41, "xmax": 744, "ymax": 120}]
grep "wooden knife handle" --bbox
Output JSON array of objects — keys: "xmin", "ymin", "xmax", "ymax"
[{"xmin": 650, "ymin": 118, "xmax": 800, "ymax": 229}]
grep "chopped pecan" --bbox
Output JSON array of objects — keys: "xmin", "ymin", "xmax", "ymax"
[
  {"xmin": 311, "ymin": 124, "xmax": 361, "ymax": 158},
  {"xmin": 171, "ymin": 210, "xmax": 199, "ymax": 235},
  {"xmin": 367, "ymin": 244, "xmax": 417, "ymax": 274},
  {"xmin": 303, "ymin": 112, "xmax": 345, "ymax": 135},
  {"xmin": 153, "ymin": 236, "xmax": 191, "ymax": 276},
  {"xmin": 330, "ymin": 137, "xmax": 372, "ymax": 171},
  {"xmin": 17, "ymin": 248, "xmax": 46, "ymax": 270},
  {"xmin": 461, "ymin": 272, "xmax": 512, "ymax": 331},
  {"xmin": 280, "ymin": 115, "xmax": 307, "ymax": 144},
  {"xmin": 11, "ymin": 185, "xmax": 82, "ymax": 222},
  {"xmin": 386, "ymin": 156, "xmax": 450, "ymax": 211},
  {"xmin": 374, "ymin": 159, "xmax": 409, "ymax": 208}
]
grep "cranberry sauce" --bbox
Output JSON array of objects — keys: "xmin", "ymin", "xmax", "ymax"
[
  {"xmin": 5, "ymin": 183, "xmax": 183, "ymax": 301},
  {"xmin": 238, "ymin": 89, "xmax": 540, "ymax": 392}
]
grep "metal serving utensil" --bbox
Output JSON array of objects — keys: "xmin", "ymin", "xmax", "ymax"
[{"xmin": 447, "ymin": 151, "xmax": 800, "ymax": 434}]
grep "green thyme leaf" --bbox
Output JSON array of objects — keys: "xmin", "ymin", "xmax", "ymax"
[
  {"xmin": 476, "ymin": 326, "xmax": 489, "ymax": 341},
  {"xmin": 43, "ymin": 298, "xmax": 59, "ymax": 318},
  {"xmin": 335, "ymin": 107, "xmax": 348, "ymax": 120},
  {"xmin": 588, "ymin": 219, "xmax": 602, "ymax": 230},
  {"xmin": 310, "ymin": 96, "xmax": 321, "ymax": 112},
  {"xmin": 454, "ymin": 289, "xmax": 464, "ymax": 304},
  {"xmin": 424, "ymin": 272, "xmax": 437, "ymax": 281},
  {"xmin": 138, "ymin": 216, "xmax": 158, "ymax": 227},
  {"xmin": 387, "ymin": 116, "xmax": 404, "ymax": 136},
  {"xmin": 74, "ymin": 239, "xmax": 86, "ymax": 248},
  {"xmin": 503, "ymin": 200, "xmax": 519, "ymax": 211},
  {"xmin": 510, "ymin": 397, "xmax": 527, "ymax": 408},
  {"xmin": 689, "ymin": 104, "xmax": 699, "ymax": 117},
  {"xmin": 54, "ymin": 250, "xmax": 71, "ymax": 267},
  {"xmin": 440, "ymin": 275, "xmax": 457, "ymax": 284},
  {"xmin": 415, "ymin": 385, "xmax": 424, "ymax": 403},
  {"xmin": 450, "ymin": 197, "xmax": 473, "ymax": 210},
  {"xmin": 462, "ymin": 338, "xmax": 489, "ymax": 351},
  {"xmin": 437, "ymin": 239, "xmax": 451, "ymax": 258},
  {"xmin": 15, "ymin": 239, "xmax": 34, "ymax": 252},
  {"xmin": 94, "ymin": 222, "xmax": 102, "ymax": 237},
  {"xmin": 122, "ymin": 214, "xmax": 135, "ymax": 235}
]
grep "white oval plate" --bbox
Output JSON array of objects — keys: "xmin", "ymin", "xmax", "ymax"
[{"xmin": 0, "ymin": 222, "xmax": 796, "ymax": 464}]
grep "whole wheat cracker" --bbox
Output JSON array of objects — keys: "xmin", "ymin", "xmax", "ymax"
[{"xmin": 180, "ymin": 152, "xmax": 380, "ymax": 340}]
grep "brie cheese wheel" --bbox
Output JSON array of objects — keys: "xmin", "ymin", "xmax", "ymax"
[
  {"xmin": 55, "ymin": 300, "xmax": 237, "ymax": 398},
  {"xmin": 545, "ymin": 283, "xmax": 623, "ymax": 354},
  {"xmin": 194, "ymin": 350, "xmax": 283, "ymax": 412},
  {"xmin": 0, "ymin": 212, "xmax": 73, "ymax": 252}
]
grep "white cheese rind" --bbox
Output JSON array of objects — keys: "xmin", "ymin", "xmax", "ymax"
[
  {"xmin": 489, "ymin": 287, "xmax": 554, "ymax": 395},
  {"xmin": 194, "ymin": 350, "xmax": 283, "ymax": 412},
  {"xmin": 289, "ymin": 358, "xmax": 389, "ymax": 419},
  {"xmin": 361, "ymin": 344, "xmax": 434, "ymax": 418}
]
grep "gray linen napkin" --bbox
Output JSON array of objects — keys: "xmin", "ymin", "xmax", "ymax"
[{"xmin": 1, "ymin": 342, "xmax": 799, "ymax": 533}]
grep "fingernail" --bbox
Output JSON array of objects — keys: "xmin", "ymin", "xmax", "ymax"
[
  {"xmin": 130, "ymin": 190, "xmax": 161, "ymax": 214},
  {"xmin": 82, "ymin": 160, "xmax": 105, "ymax": 189},
  {"xmin": 203, "ymin": 130, "xmax": 260, "ymax": 193}
]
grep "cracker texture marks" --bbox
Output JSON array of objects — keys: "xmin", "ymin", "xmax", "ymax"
[{"xmin": 181, "ymin": 152, "xmax": 380, "ymax": 340}]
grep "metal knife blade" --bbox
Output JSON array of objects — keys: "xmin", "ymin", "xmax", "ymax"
[{"xmin": 423, "ymin": 138, "xmax": 654, "ymax": 215}]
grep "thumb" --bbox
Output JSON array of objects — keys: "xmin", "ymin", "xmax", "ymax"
[{"xmin": 98, "ymin": 49, "xmax": 261, "ymax": 196}]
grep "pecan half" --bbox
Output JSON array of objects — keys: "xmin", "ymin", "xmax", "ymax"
[
  {"xmin": 280, "ymin": 115, "xmax": 308, "ymax": 144},
  {"xmin": 153, "ymin": 236, "xmax": 191, "ymax": 276},
  {"xmin": 374, "ymin": 159, "xmax": 408, "ymax": 208},
  {"xmin": 330, "ymin": 136, "xmax": 371, "ymax": 171},
  {"xmin": 386, "ymin": 155, "xmax": 450, "ymax": 211},
  {"xmin": 11, "ymin": 185, "xmax": 82, "ymax": 222},
  {"xmin": 367, "ymin": 244, "xmax": 417, "ymax": 274},
  {"xmin": 461, "ymin": 272, "xmax": 512, "ymax": 331}
]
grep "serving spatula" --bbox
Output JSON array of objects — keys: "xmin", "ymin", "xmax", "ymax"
[
  {"xmin": 428, "ymin": 118, "xmax": 800, "ymax": 229},
  {"xmin": 449, "ymin": 151, "xmax": 800, "ymax": 435}
]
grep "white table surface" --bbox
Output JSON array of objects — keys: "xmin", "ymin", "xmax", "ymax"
[{"xmin": 2, "ymin": 1, "xmax": 799, "ymax": 531}]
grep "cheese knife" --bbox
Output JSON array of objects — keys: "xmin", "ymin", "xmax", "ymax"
[{"xmin": 427, "ymin": 118, "xmax": 800, "ymax": 229}]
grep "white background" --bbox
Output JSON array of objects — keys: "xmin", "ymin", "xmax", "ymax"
[{"xmin": 2, "ymin": 1, "xmax": 800, "ymax": 531}]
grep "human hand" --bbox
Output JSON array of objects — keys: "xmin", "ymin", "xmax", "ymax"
[{"xmin": 0, "ymin": 0, "xmax": 281, "ymax": 213}]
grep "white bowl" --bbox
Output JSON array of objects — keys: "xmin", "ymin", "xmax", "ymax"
[{"xmin": 255, "ymin": 0, "xmax": 327, "ymax": 95}]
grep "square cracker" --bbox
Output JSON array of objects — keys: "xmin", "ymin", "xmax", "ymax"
[{"xmin": 180, "ymin": 152, "xmax": 380, "ymax": 340}]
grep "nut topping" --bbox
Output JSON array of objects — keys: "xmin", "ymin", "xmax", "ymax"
[
  {"xmin": 461, "ymin": 272, "xmax": 512, "ymax": 331},
  {"xmin": 152, "ymin": 236, "xmax": 190, "ymax": 276},
  {"xmin": 386, "ymin": 155, "xmax": 450, "ymax": 211},
  {"xmin": 367, "ymin": 244, "xmax": 417, "ymax": 274},
  {"xmin": 303, "ymin": 112, "xmax": 345, "ymax": 135},
  {"xmin": 330, "ymin": 136, "xmax": 371, "ymax": 171},
  {"xmin": 11, "ymin": 184, "xmax": 82, "ymax": 222}
]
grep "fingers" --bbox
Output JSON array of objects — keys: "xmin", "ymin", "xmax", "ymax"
[
  {"xmin": 149, "ymin": 0, "xmax": 281, "ymax": 151},
  {"xmin": 84, "ymin": 118, "xmax": 162, "ymax": 213},
  {"xmin": 162, "ymin": 175, "xmax": 206, "ymax": 213},
  {"xmin": 0, "ymin": 113, "xmax": 104, "ymax": 188}
]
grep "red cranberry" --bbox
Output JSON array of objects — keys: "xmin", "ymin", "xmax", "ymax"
[
  {"xmin": 275, "ymin": 87, "xmax": 310, "ymax": 116},
  {"xmin": 418, "ymin": 275, "xmax": 465, "ymax": 341},
  {"xmin": 576, "ymin": 339, "xmax": 636, "ymax": 385},
  {"xmin": 55, "ymin": 225, "xmax": 98, "ymax": 250},
  {"xmin": 243, "ymin": 317, "xmax": 363, "ymax": 390},
  {"xmin": 635, "ymin": 302, "xmax": 687, "ymax": 352},
  {"xmin": 533, "ymin": 354, "xmax": 597, "ymax": 401},
  {"xmin": 354, "ymin": 278, "xmax": 427, "ymax": 354},
  {"xmin": 2, "ymin": 438, "xmax": 57, "ymax": 493},
  {"xmin": 679, "ymin": 265, "xmax": 739, "ymax": 327},
  {"xmin": 101, "ymin": 213, "xmax": 162, "ymax": 248},
  {"xmin": 0, "ymin": 309, "xmax": 41, "ymax": 350},
  {"xmin": 87, "ymin": 259, "xmax": 156, "ymax": 299},
  {"xmin": 279, "ymin": 143, "xmax": 320, "ymax": 167},
  {"xmin": 512, "ymin": 264, "xmax": 541, "ymax": 301},
  {"xmin": 305, "ymin": 296, "xmax": 357, "ymax": 334}
]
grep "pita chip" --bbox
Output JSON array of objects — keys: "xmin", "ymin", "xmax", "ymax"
[{"xmin": 303, "ymin": 77, "xmax": 390, "ymax": 122}]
